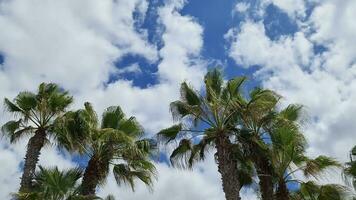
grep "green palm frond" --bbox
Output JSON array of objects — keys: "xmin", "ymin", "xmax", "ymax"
[
  {"xmin": 222, "ymin": 76, "xmax": 247, "ymax": 101},
  {"xmin": 4, "ymin": 98, "xmax": 24, "ymax": 113},
  {"xmin": 157, "ymin": 124, "xmax": 182, "ymax": 144},
  {"xmin": 117, "ymin": 117, "xmax": 143, "ymax": 138},
  {"xmin": 169, "ymin": 139, "xmax": 193, "ymax": 168},
  {"xmin": 279, "ymin": 104, "xmax": 303, "ymax": 122},
  {"xmin": 14, "ymin": 92, "xmax": 38, "ymax": 112},
  {"xmin": 101, "ymin": 106, "xmax": 125, "ymax": 129},
  {"xmin": 1, "ymin": 119, "xmax": 34, "ymax": 143},
  {"xmin": 13, "ymin": 166, "xmax": 83, "ymax": 200},
  {"xmin": 204, "ymin": 68, "xmax": 223, "ymax": 102},
  {"xmin": 180, "ymin": 82, "xmax": 201, "ymax": 106},
  {"xmin": 303, "ymin": 156, "xmax": 341, "ymax": 179},
  {"xmin": 112, "ymin": 160, "xmax": 156, "ymax": 192},
  {"xmin": 291, "ymin": 181, "xmax": 352, "ymax": 200}
]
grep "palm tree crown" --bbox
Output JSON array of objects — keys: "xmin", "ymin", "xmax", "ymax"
[{"xmin": 56, "ymin": 102, "xmax": 156, "ymax": 197}]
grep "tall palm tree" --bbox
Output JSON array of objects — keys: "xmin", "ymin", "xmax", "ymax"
[
  {"xmin": 267, "ymin": 107, "xmax": 346, "ymax": 200},
  {"xmin": 56, "ymin": 102, "xmax": 156, "ymax": 197},
  {"xmin": 157, "ymin": 69, "xmax": 252, "ymax": 200},
  {"xmin": 1, "ymin": 83, "xmax": 73, "ymax": 192}
]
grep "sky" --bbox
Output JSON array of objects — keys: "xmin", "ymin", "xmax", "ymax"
[{"xmin": 0, "ymin": 0, "xmax": 355, "ymax": 199}]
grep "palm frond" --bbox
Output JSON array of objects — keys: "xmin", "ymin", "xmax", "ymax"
[
  {"xmin": 157, "ymin": 124, "xmax": 182, "ymax": 144},
  {"xmin": 169, "ymin": 101, "xmax": 193, "ymax": 121},
  {"xmin": 101, "ymin": 106, "xmax": 125, "ymax": 129},
  {"xmin": 303, "ymin": 156, "xmax": 341, "ymax": 178},
  {"xmin": 4, "ymin": 98, "xmax": 23, "ymax": 113},
  {"xmin": 14, "ymin": 92, "xmax": 38, "ymax": 112},
  {"xmin": 205, "ymin": 68, "xmax": 223, "ymax": 102},
  {"xmin": 221, "ymin": 76, "xmax": 247, "ymax": 101},
  {"xmin": 180, "ymin": 82, "xmax": 201, "ymax": 106},
  {"xmin": 112, "ymin": 162, "xmax": 155, "ymax": 191},
  {"xmin": 117, "ymin": 117, "xmax": 143, "ymax": 138},
  {"xmin": 279, "ymin": 104, "xmax": 303, "ymax": 122},
  {"xmin": 170, "ymin": 139, "xmax": 194, "ymax": 168}
]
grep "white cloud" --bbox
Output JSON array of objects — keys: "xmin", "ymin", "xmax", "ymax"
[
  {"xmin": 233, "ymin": 2, "xmax": 250, "ymax": 14},
  {"xmin": 259, "ymin": 0, "xmax": 306, "ymax": 19},
  {"xmin": 0, "ymin": 0, "xmax": 157, "ymax": 91},
  {"xmin": 116, "ymin": 63, "xmax": 142, "ymax": 74}
]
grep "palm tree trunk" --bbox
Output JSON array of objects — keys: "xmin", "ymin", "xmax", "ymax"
[
  {"xmin": 255, "ymin": 159, "xmax": 274, "ymax": 200},
  {"xmin": 19, "ymin": 130, "xmax": 46, "ymax": 192},
  {"xmin": 215, "ymin": 135, "xmax": 241, "ymax": 200},
  {"xmin": 245, "ymin": 137, "xmax": 274, "ymax": 200},
  {"xmin": 81, "ymin": 156, "xmax": 101, "ymax": 196},
  {"xmin": 275, "ymin": 179, "xmax": 290, "ymax": 200},
  {"xmin": 250, "ymin": 142, "xmax": 274, "ymax": 200}
]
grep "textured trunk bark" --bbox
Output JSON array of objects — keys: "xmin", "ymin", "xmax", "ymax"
[
  {"xmin": 19, "ymin": 130, "xmax": 46, "ymax": 192},
  {"xmin": 215, "ymin": 135, "xmax": 241, "ymax": 200},
  {"xmin": 275, "ymin": 180, "xmax": 290, "ymax": 200},
  {"xmin": 247, "ymin": 138, "xmax": 274, "ymax": 200},
  {"xmin": 80, "ymin": 156, "xmax": 101, "ymax": 196},
  {"xmin": 255, "ymin": 160, "xmax": 274, "ymax": 200},
  {"xmin": 250, "ymin": 143, "xmax": 273, "ymax": 200}
]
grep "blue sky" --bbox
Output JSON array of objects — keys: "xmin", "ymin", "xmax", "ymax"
[{"xmin": 0, "ymin": 0, "xmax": 355, "ymax": 199}]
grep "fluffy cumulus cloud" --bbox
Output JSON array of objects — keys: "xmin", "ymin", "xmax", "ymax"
[{"xmin": 227, "ymin": 0, "xmax": 356, "ymax": 168}]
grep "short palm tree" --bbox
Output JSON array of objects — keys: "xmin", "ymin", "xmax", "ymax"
[
  {"xmin": 13, "ymin": 166, "xmax": 115, "ymax": 200},
  {"xmin": 13, "ymin": 166, "xmax": 82, "ymax": 200},
  {"xmin": 157, "ymin": 69, "xmax": 253, "ymax": 200},
  {"xmin": 56, "ymin": 102, "xmax": 156, "ymax": 197},
  {"xmin": 1, "ymin": 83, "xmax": 73, "ymax": 192}
]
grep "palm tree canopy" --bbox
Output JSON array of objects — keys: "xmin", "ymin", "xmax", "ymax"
[
  {"xmin": 2, "ymin": 83, "xmax": 73, "ymax": 143},
  {"xmin": 13, "ymin": 166, "xmax": 82, "ymax": 200},
  {"xmin": 157, "ymin": 68, "xmax": 249, "ymax": 168},
  {"xmin": 56, "ymin": 102, "xmax": 156, "ymax": 192}
]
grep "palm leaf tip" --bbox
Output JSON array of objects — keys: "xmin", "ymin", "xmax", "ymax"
[
  {"xmin": 157, "ymin": 124, "xmax": 182, "ymax": 144},
  {"xmin": 304, "ymin": 156, "xmax": 341, "ymax": 178},
  {"xmin": 180, "ymin": 82, "xmax": 201, "ymax": 106},
  {"xmin": 280, "ymin": 104, "xmax": 303, "ymax": 122},
  {"xmin": 170, "ymin": 139, "xmax": 194, "ymax": 169},
  {"xmin": 204, "ymin": 68, "xmax": 224, "ymax": 101},
  {"xmin": 3, "ymin": 98, "xmax": 23, "ymax": 113}
]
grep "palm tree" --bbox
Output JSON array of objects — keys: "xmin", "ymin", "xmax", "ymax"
[
  {"xmin": 157, "ymin": 69, "xmax": 253, "ymax": 200},
  {"xmin": 231, "ymin": 87, "xmax": 281, "ymax": 200},
  {"xmin": 1, "ymin": 83, "xmax": 73, "ymax": 192},
  {"xmin": 231, "ymin": 87, "xmax": 347, "ymax": 200},
  {"xmin": 13, "ymin": 166, "xmax": 115, "ymax": 200},
  {"xmin": 13, "ymin": 166, "xmax": 82, "ymax": 200},
  {"xmin": 56, "ymin": 102, "xmax": 156, "ymax": 197},
  {"xmin": 267, "ymin": 107, "xmax": 346, "ymax": 200}
]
